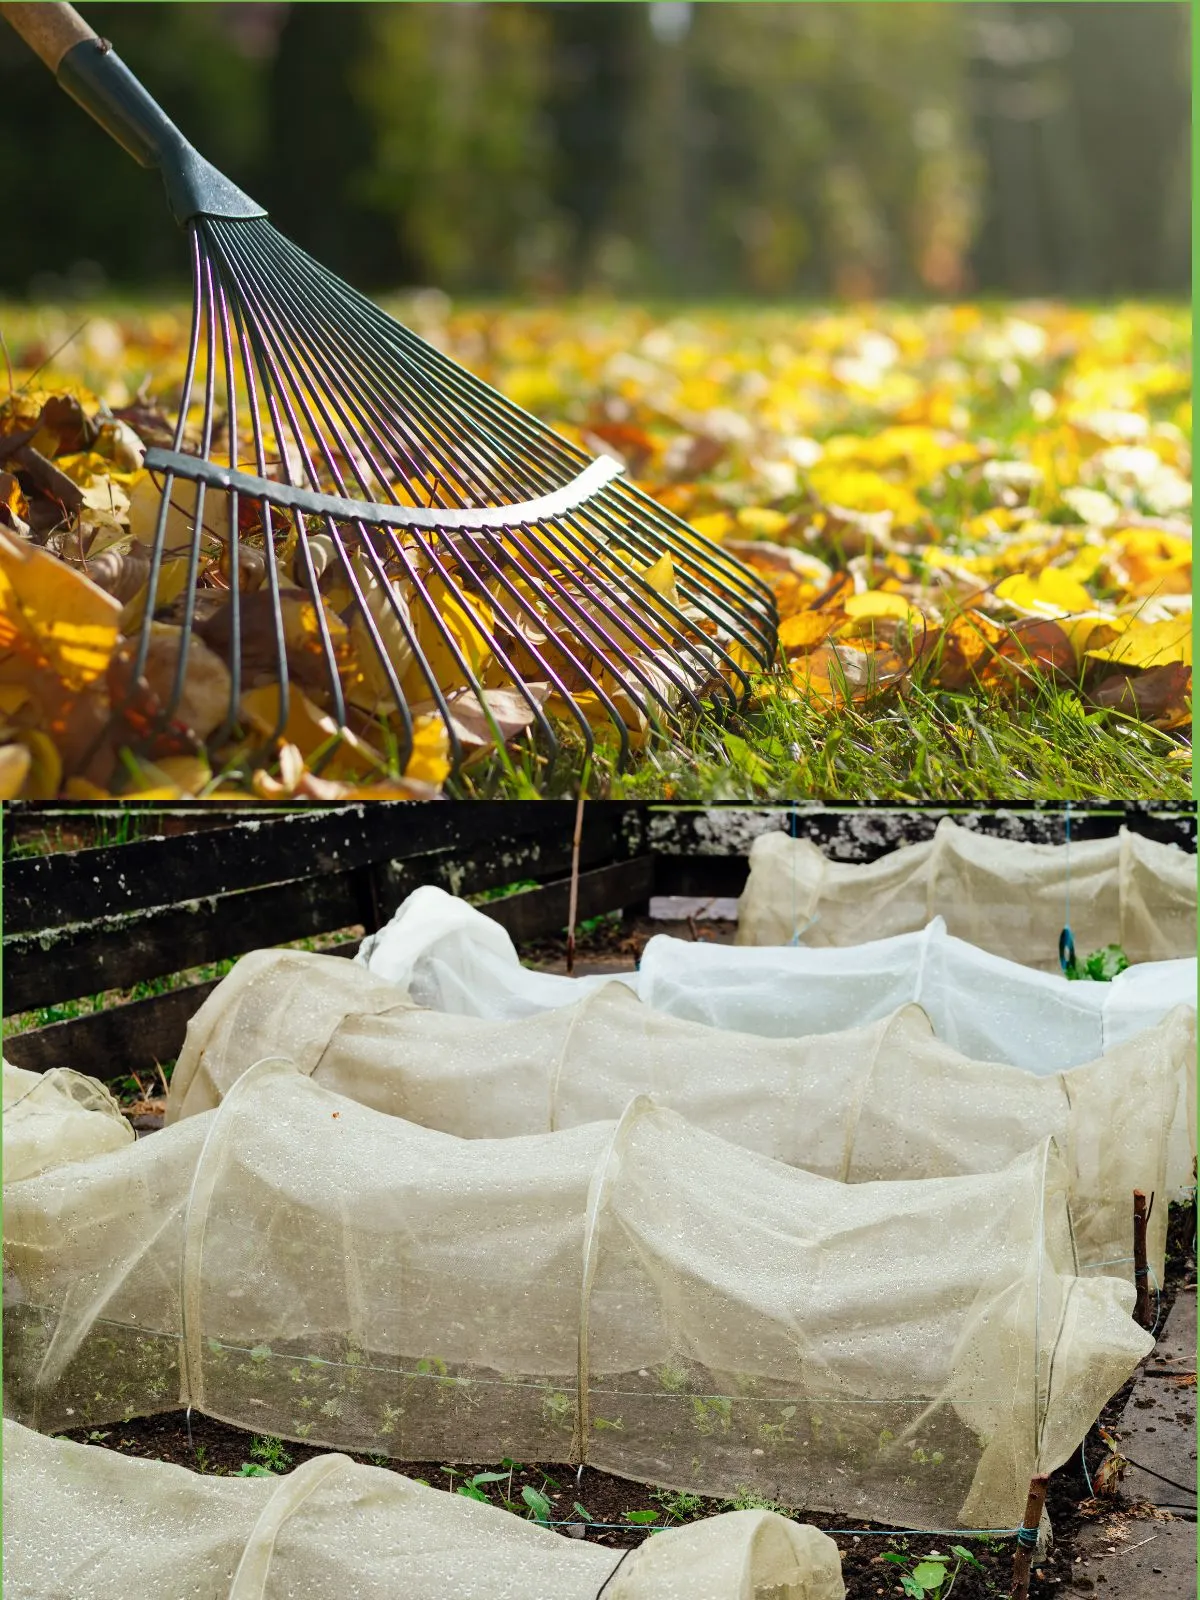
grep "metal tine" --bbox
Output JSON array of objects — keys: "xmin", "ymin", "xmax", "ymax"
[
  {"xmin": 609, "ymin": 485, "xmax": 780, "ymax": 656},
  {"xmin": 239, "ymin": 221, "xmax": 747, "ymax": 697},
  {"xmin": 219, "ymin": 250, "xmax": 300, "ymax": 748},
  {"xmin": 328, "ymin": 299, "xmax": 763, "ymax": 669},
  {"xmin": 255, "ymin": 224, "xmax": 715, "ymax": 626},
  {"xmin": 286, "ymin": 249, "xmax": 775, "ymax": 674},
  {"xmin": 388, "ymin": 520, "xmax": 625, "ymax": 762},
  {"xmin": 263, "ymin": 224, "xmax": 570, "ymax": 497},
  {"xmin": 208, "ymin": 229, "xmax": 354, "ymax": 732},
  {"xmin": 217, "ymin": 239, "xmax": 487, "ymax": 767},
  {"xmin": 122, "ymin": 215, "xmax": 779, "ymax": 777},
  {"xmin": 129, "ymin": 226, "xmax": 205, "ymax": 696},
  {"xmin": 212, "ymin": 226, "xmax": 549, "ymax": 769},
  {"xmin": 227, "ymin": 220, "xmax": 696, "ymax": 734},
  {"xmin": 322, "ymin": 241, "xmax": 775, "ymax": 631},
  {"xmin": 256, "ymin": 232, "xmax": 512, "ymax": 511},
  {"xmin": 206, "ymin": 263, "xmax": 245, "ymax": 748},
  {"xmin": 243, "ymin": 221, "xmax": 500, "ymax": 509},
  {"xmin": 152, "ymin": 244, "xmax": 219, "ymax": 732},
  {"xmin": 529, "ymin": 504, "xmax": 741, "ymax": 711}
]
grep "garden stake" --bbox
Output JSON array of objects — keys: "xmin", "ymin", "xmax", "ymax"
[
  {"xmin": 1009, "ymin": 1474, "xmax": 1049, "ymax": 1600},
  {"xmin": 1, "ymin": 2, "xmax": 777, "ymax": 779},
  {"xmin": 1132, "ymin": 1190, "xmax": 1153, "ymax": 1327},
  {"xmin": 566, "ymin": 790, "xmax": 586, "ymax": 975}
]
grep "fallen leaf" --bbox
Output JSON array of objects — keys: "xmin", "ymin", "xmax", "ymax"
[
  {"xmin": 1085, "ymin": 612, "xmax": 1192, "ymax": 669},
  {"xmin": 1087, "ymin": 662, "xmax": 1191, "ymax": 730}
]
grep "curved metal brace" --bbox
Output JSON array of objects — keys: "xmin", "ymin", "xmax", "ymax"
[{"xmin": 143, "ymin": 447, "xmax": 624, "ymax": 531}]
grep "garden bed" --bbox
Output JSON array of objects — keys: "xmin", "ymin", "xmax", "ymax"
[{"xmin": 51, "ymin": 1191, "xmax": 1193, "ymax": 1600}]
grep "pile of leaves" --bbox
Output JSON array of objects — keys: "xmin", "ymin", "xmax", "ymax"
[
  {"xmin": 476, "ymin": 300, "xmax": 1190, "ymax": 742},
  {"xmin": 0, "ymin": 298, "xmax": 1189, "ymax": 798}
]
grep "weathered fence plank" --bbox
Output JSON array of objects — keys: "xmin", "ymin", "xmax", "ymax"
[{"xmin": 4, "ymin": 802, "xmax": 1191, "ymax": 1080}]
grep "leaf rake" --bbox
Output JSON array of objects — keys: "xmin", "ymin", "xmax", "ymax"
[{"xmin": 2, "ymin": 2, "xmax": 778, "ymax": 781}]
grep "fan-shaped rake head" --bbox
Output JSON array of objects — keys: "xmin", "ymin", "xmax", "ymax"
[{"xmin": 4, "ymin": 3, "xmax": 779, "ymax": 783}]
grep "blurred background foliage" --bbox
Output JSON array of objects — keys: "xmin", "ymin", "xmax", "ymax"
[{"xmin": 0, "ymin": 0, "xmax": 1188, "ymax": 300}]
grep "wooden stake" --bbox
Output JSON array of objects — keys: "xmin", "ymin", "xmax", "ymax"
[
  {"xmin": 1132, "ymin": 1190, "xmax": 1152, "ymax": 1327},
  {"xmin": 1010, "ymin": 1474, "xmax": 1049, "ymax": 1600},
  {"xmin": 565, "ymin": 787, "xmax": 586, "ymax": 976}
]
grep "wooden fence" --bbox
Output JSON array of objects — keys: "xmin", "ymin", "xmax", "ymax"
[{"xmin": 4, "ymin": 802, "xmax": 1192, "ymax": 1081}]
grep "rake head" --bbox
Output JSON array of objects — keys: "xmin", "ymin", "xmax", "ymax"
[
  {"xmin": 4, "ymin": 4, "xmax": 779, "ymax": 783},
  {"xmin": 141, "ymin": 213, "xmax": 779, "ymax": 776}
]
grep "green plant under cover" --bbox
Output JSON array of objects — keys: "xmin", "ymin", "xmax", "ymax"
[
  {"xmin": 882, "ymin": 1543, "xmax": 986, "ymax": 1599},
  {"xmin": 1063, "ymin": 943, "xmax": 1130, "ymax": 982}
]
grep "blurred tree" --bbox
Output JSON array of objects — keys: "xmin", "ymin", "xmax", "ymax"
[
  {"xmin": 622, "ymin": 3, "xmax": 977, "ymax": 297},
  {"xmin": 353, "ymin": 2, "xmax": 556, "ymax": 292},
  {"xmin": 541, "ymin": 2, "xmax": 642, "ymax": 290},
  {"xmin": 262, "ymin": 2, "xmax": 398, "ymax": 287},
  {"xmin": 968, "ymin": 2, "xmax": 1189, "ymax": 295}
]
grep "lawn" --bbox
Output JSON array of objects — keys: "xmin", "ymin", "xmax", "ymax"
[{"xmin": 0, "ymin": 297, "xmax": 1190, "ymax": 800}]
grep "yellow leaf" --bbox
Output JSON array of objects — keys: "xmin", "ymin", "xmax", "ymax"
[
  {"xmin": 405, "ymin": 715, "xmax": 452, "ymax": 786},
  {"xmin": 0, "ymin": 684, "xmax": 31, "ymax": 716},
  {"xmin": 690, "ymin": 511, "xmax": 733, "ymax": 542},
  {"xmin": 62, "ymin": 777, "xmax": 115, "ymax": 799},
  {"xmin": 807, "ymin": 466, "xmax": 925, "ymax": 526},
  {"xmin": 0, "ymin": 528, "xmax": 122, "ymax": 688},
  {"xmin": 118, "ymin": 557, "xmax": 191, "ymax": 635},
  {"xmin": 0, "ymin": 742, "xmax": 31, "ymax": 799},
  {"xmin": 240, "ymin": 683, "xmax": 387, "ymax": 781},
  {"xmin": 995, "ymin": 569, "xmax": 1094, "ymax": 617},
  {"xmin": 1085, "ymin": 614, "xmax": 1192, "ymax": 669},
  {"xmin": 843, "ymin": 592, "xmax": 923, "ymax": 623},
  {"xmin": 640, "ymin": 551, "xmax": 676, "ymax": 596},
  {"xmin": 1107, "ymin": 529, "xmax": 1192, "ymax": 598},
  {"xmin": 736, "ymin": 507, "xmax": 791, "ymax": 539},
  {"xmin": 401, "ymin": 577, "xmax": 494, "ymax": 700},
  {"xmin": 1060, "ymin": 614, "xmax": 1126, "ymax": 656},
  {"xmin": 147, "ymin": 755, "xmax": 211, "ymax": 796},
  {"xmin": 15, "ymin": 730, "xmax": 62, "ymax": 799},
  {"xmin": 779, "ymin": 612, "xmax": 836, "ymax": 653}
]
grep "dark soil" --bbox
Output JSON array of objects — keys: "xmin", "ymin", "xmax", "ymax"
[
  {"xmin": 516, "ymin": 906, "xmax": 735, "ymax": 975},
  {"xmin": 61, "ymin": 1408, "xmax": 1019, "ymax": 1599}
]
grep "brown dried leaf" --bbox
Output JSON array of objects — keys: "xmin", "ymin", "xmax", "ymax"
[
  {"xmin": 981, "ymin": 618, "xmax": 1078, "ymax": 690},
  {"xmin": 109, "ymin": 624, "xmax": 234, "ymax": 742},
  {"xmin": 31, "ymin": 394, "xmax": 96, "ymax": 458},
  {"xmin": 1087, "ymin": 662, "xmax": 1191, "ymax": 730}
]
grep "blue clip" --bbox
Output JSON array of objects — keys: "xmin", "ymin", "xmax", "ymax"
[{"xmin": 1058, "ymin": 926, "xmax": 1076, "ymax": 974}]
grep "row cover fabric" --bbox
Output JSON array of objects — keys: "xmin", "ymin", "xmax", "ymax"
[
  {"xmin": 355, "ymin": 888, "xmax": 1195, "ymax": 1068},
  {"xmin": 169, "ymin": 948, "xmax": 1191, "ymax": 1273},
  {"xmin": 3, "ymin": 1420, "xmax": 844, "ymax": 1600},
  {"xmin": 5, "ymin": 1057, "xmax": 1153, "ymax": 1530},
  {"xmin": 2, "ymin": 1060, "xmax": 133, "ymax": 1185},
  {"xmin": 735, "ymin": 820, "xmax": 1196, "ymax": 965}
]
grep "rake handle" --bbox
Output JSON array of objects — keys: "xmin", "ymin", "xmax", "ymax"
[
  {"xmin": 0, "ymin": 2, "xmax": 95, "ymax": 71},
  {"xmin": 2, "ymin": 0, "xmax": 265, "ymax": 223}
]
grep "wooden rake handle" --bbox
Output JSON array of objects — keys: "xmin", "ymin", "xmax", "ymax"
[{"xmin": 1, "ymin": 2, "xmax": 98, "ymax": 72}]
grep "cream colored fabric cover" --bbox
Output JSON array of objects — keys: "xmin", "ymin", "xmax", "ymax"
[
  {"xmin": 735, "ymin": 821, "xmax": 1196, "ymax": 965},
  {"xmin": 3, "ymin": 1419, "xmax": 843, "ymax": 1600},
  {"xmin": 354, "ymin": 889, "xmax": 1195, "ymax": 1066},
  {"xmin": 4, "ymin": 1058, "xmax": 1152, "ymax": 1530},
  {"xmin": 168, "ymin": 950, "xmax": 1190, "ymax": 1274},
  {"xmin": 2, "ymin": 1060, "xmax": 133, "ymax": 1184}
]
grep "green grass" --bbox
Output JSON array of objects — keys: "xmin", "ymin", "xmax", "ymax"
[
  {"xmin": 3, "ymin": 932, "xmax": 358, "ymax": 1045},
  {"xmin": 456, "ymin": 676, "xmax": 1190, "ymax": 801}
]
